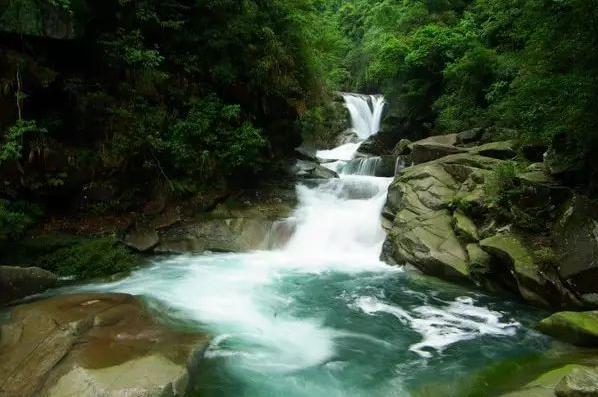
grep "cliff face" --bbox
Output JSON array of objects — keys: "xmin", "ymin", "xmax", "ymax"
[{"xmin": 380, "ymin": 132, "xmax": 598, "ymax": 310}]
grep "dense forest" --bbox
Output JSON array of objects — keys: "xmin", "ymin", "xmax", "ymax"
[
  {"xmin": 1, "ymin": 0, "xmax": 598, "ymax": 242},
  {"xmin": 3, "ymin": 2, "xmax": 598, "ymax": 397}
]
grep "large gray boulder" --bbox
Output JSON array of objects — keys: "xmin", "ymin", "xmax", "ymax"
[
  {"xmin": 0, "ymin": 293, "xmax": 209, "ymax": 397},
  {"xmin": 480, "ymin": 233, "xmax": 554, "ymax": 307},
  {"xmin": 409, "ymin": 134, "xmax": 467, "ymax": 164},
  {"xmin": 0, "ymin": 266, "xmax": 58, "ymax": 305},
  {"xmin": 553, "ymin": 195, "xmax": 598, "ymax": 305},
  {"xmin": 385, "ymin": 209, "xmax": 470, "ymax": 280}
]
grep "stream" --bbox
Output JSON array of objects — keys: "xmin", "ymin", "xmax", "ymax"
[{"xmin": 65, "ymin": 94, "xmax": 550, "ymax": 396}]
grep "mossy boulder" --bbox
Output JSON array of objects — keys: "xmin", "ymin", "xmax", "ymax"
[
  {"xmin": 123, "ymin": 228, "xmax": 160, "ymax": 252},
  {"xmin": 537, "ymin": 311, "xmax": 598, "ymax": 347},
  {"xmin": 466, "ymin": 243, "xmax": 492, "ymax": 278},
  {"xmin": 385, "ymin": 209, "xmax": 469, "ymax": 280},
  {"xmin": 480, "ymin": 233, "xmax": 551, "ymax": 307},
  {"xmin": 409, "ymin": 134, "xmax": 466, "ymax": 164},
  {"xmin": 457, "ymin": 127, "xmax": 485, "ymax": 144},
  {"xmin": 393, "ymin": 139, "xmax": 412, "ymax": 156},
  {"xmin": 386, "ymin": 163, "xmax": 458, "ymax": 215}
]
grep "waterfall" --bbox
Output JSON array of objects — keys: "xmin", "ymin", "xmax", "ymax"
[
  {"xmin": 68, "ymin": 92, "xmax": 536, "ymax": 397},
  {"xmin": 339, "ymin": 157, "xmax": 382, "ymax": 176},
  {"xmin": 281, "ymin": 93, "xmax": 391, "ymax": 262},
  {"xmin": 342, "ymin": 93, "xmax": 386, "ymax": 139}
]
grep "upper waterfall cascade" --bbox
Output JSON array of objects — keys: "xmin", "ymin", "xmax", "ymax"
[
  {"xmin": 343, "ymin": 93, "xmax": 386, "ymax": 139},
  {"xmin": 281, "ymin": 92, "xmax": 391, "ymax": 262}
]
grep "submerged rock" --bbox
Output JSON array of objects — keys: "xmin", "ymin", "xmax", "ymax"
[
  {"xmin": 537, "ymin": 311, "xmax": 598, "ymax": 347},
  {"xmin": 0, "ymin": 293, "xmax": 209, "ymax": 397},
  {"xmin": 499, "ymin": 364, "xmax": 587, "ymax": 397},
  {"xmin": 0, "ymin": 266, "xmax": 58, "ymax": 305}
]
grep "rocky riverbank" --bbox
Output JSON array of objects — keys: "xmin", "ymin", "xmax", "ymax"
[
  {"xmin": 0, "ymin": 293, "xmax": 209, "ymax": 397},
  {"xmin": 372, "ymin": 129, "xmax": 598, "ymax": 397},
  {"xmin": 380, "ymin": 131, "xmax": 598, "ymax": 311}
]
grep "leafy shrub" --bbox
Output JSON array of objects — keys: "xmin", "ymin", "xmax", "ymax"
[
  {"xmin": 484, "ymin": 161, "xmax": 520, "ymax": 206},
  {"xmin": 166, "ymin": 95, "xmax": 267, "ymax": 182},
  {"xmin": 534, "ymin": 246, "xmax": 557, "ymax": 268},
  {"xmin": 38, "ymin": 237, "xmax": 139, "ymax": 279}
]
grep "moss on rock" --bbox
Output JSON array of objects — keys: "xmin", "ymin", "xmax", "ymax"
[
  {"xmin": 454, "ymin": 210, "xmax": 480, "ymax": 242},
  {"xmin": 37, "ymin": 237, "xmax": 139, "ymax": 280},
  {"xmin": 537, "ymin": 311, "xmax": 598, "ymax": 347}
]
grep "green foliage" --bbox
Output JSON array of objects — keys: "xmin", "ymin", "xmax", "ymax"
[
  {"xmin": 333, "ymin": 0, "xmax": 598, "ymax": 166},
  {"xmin": 0, "ymin": 200, "xmax": 42, "ymax": 242},
  {"xmin": 483, "ymin": 161, "xmax": 520, "ymax": 206},
  {"xmin": 166, "ymin": 95, "xmax": 266, "ymax": 181},
  {"xmin": 1, "ymin": 0, "xmax": 351, "ymax": 208},
  {"xmin": 0, "ymin": 0, "xmax": 73, "ymax": 35},
  {"xmin": 534, "ymin": 246, "xmax": 557, "ymax": 268},
  {"xmin": 0, "ymin": 120, "xmax": 47, "ymax": 163},
  {"xmin": 37, "ymin": 237, "xmax": 139, "ymax": 279},
  {"xmin": 298, "ymin": 100, "xmax": 347, "ymax": 148}
]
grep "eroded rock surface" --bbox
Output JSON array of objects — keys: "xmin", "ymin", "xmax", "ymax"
[{"xmin": 0, "ymin": 293, "xmax": 209, "ymax": 397}]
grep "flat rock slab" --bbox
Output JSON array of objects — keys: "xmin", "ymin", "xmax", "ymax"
[{"xmin": 0, "ymin": 293, "xmax": 209, "ymax": 397}]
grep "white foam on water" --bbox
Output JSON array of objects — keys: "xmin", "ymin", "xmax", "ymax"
[
  {"xmin": 282, "ymin": 175, "xmax": 393, "ymax": 265},
  {"xmin": 317, "ymin": 142, "xmax": 361, "ymax": 161},
  {"xmin": 354, "ymin": 296, "xmax": 520, "ymax": 358}
]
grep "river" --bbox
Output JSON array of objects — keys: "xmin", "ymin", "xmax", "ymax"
[{"xmin": 66, "ymin": 94, "xmax": 549, "ymax": 397}]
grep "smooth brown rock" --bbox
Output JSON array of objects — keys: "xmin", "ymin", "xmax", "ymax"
[{"xmin": 0, "ymin": 293, "xmax": 209, "ymax": 397}]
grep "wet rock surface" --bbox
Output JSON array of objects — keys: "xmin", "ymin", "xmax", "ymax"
[{"xmin": 0, "ymin": 293, "xmax": 209, "ymax": 397}]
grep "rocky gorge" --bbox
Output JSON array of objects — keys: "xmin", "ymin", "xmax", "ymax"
[{"xmin": 1, "ymin": 94, "xmax": 598, "ymax": 397}]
